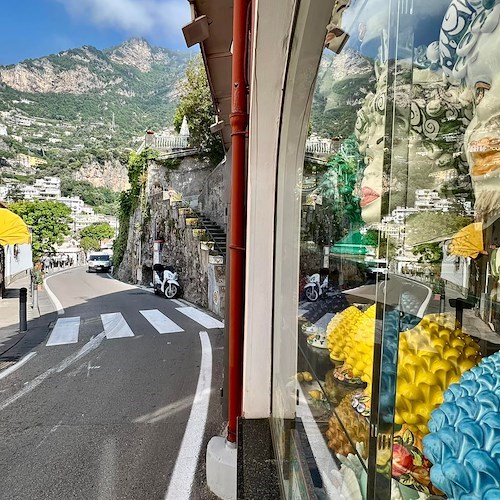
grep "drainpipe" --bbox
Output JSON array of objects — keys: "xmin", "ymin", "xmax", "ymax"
[{"xmin": 227, "ymin": 0, "xmax": 249, "ymax": 444}]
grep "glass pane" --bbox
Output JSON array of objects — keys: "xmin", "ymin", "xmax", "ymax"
[
  {"xmin": 296, "ymin": 0, "xmax": 390, "ymax": 497},
  {"xmin": 295, "ymin": 0, "xmax": 500, "ymax": 499}
]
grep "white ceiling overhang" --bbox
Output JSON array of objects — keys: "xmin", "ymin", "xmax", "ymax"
[{"xmin": 186, "ymin": 0, "xmax": 234, "ymax": 151}]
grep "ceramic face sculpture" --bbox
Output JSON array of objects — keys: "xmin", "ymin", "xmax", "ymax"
[
  {"xmin": 355, "ymin": 64, "xmax": 472, "ymax": 224},
  {"xmin": 440, "ymin": 0, "xmax": 500, "ymax": 224}
]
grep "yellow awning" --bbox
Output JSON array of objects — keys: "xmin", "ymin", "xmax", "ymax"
[
  {"xmin": 0, "ymin": 208, "xmax": 31, "ymax": 246},
  {"xmin": 449, "ymin": 222, "xmax": 484, "ymax": 259}
]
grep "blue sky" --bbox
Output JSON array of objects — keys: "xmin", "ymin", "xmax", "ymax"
[{"xmin": 0, "ymin": 0, "xmax": 192, "ymax": 66}]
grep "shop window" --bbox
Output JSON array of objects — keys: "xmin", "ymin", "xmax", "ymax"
[{"xmin": 274, "ymin": 0, "xmax": 500, "ymax": 498}]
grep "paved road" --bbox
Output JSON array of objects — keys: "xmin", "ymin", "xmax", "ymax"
[{"xmin": 0, "ymin": 268, "xmax": 224, "ymax": 500}]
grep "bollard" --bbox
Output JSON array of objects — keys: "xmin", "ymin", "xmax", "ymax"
[{"xmin": 19, "ymin": 287, "xmax": 28, "ymax": 332}]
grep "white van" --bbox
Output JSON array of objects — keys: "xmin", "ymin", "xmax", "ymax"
[{"xmin": 87, "ymin": 252, "xmax": 112, "ymax": 273}]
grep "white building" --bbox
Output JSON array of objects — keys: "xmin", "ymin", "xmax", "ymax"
[
  {"xmin": 34, "ymin": 177, "xmax": 61, "ymax": 199},
  {"xmin": 414, "ymin": 189, "xmax": 442, "ymax": 210},
  {"xmin": 21, "ymin": 185, "xmax": 40, "ymax": 199},
  {"xmin": 74, "ymin": 213, "xmax": 118, "ymax": 233},
  {"xmin": 57, "ymin": 196, "xmax": 85, "ymax": 214}
]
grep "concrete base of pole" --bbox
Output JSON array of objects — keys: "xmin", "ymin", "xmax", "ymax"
[{"xmin": 206, "ymin": 436, "xmax": 237, "ymax": 500}]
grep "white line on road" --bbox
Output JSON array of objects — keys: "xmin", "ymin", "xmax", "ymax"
[
  {"xmin": 46, "ymin": 317, "xmax": 80, "ymax": 346},
  {"xmin": 0, "ymin": 331, "xmax": 106, "ymax": 411},
  {"xmin": 164, "ymin": 331, "xmax": 213, "ymax": 500},
  {"xmin": 176, "ymin": 307, "xmax": 224, "ymax": 329},
  {"xmin": 101, "ymin": 313, "xmax": 134, "ymax": 339},
  {"xmin": 171, "ymin": 299, "xmax": 184, "ymax": 307},
  {"xmin": 0, "ymin": 352, "xmax": 37, "ymax": 380},
  {"xmin": 35, "ymin": 419, "xmax": 63, "ymax": 449},
  {"xmin": 140, "ymin": 309, "xmax": 184, "ymax": 334},
  {"xmin": 43, "ymin": 277, "xmax": 65, "ymax": 315}
]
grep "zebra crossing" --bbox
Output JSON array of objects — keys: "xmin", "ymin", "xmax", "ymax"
[{"xmin": 45, "ymin": 307, "xmax": 223, "ymax": 347}]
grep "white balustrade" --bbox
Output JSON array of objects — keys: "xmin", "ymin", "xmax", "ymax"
[{"xmin": 305, "ymin": 139, "xmax": 336, "ymax": 155}]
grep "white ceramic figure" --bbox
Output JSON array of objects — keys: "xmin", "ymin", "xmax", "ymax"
[{"xmin": 440, "ymin": 0, "xmax": 500, "ymax": 224}]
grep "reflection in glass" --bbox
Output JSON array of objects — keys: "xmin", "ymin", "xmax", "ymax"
[{"xmin": 293, "ymin": 1, "xmax": 500, "ymax": 499}]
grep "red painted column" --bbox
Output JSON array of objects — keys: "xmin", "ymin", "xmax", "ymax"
[{"xmin": 227, "ymin": 0, "xmax": 249, "ymax": 443}]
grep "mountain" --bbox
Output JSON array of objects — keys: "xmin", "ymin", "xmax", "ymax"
[
  {"xmin": 311, "ymin": 48, "xmax": 375, "ymax": 139},
  {"xmin": 0, "ymin": 38, "xmax": 190, "ymax": 136},
  {"xmin": 0, "ymin": 38, "xmax": 191, "ymax": 192}
]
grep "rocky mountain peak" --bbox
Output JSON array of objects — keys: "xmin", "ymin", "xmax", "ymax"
[{"xmin": 108, "ymin": 38, "xmax": 159, "ymax": 72}]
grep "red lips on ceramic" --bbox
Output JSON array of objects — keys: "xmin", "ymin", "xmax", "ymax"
[{"xmin": 360, "ymin": 186, "xmax": 380, "ymax": 207}]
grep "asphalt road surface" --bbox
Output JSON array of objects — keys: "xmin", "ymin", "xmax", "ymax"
[{"xmin": 0, "ymin": 268, "xmax": 224, "ymax": 500}]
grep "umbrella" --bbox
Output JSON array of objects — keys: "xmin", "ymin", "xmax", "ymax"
[
  {"xmin": 0, "ymin": 208, "xmax": 31, "ymax": 246},
  {"xmin": 448, "ymin": 222, "xmax": 484, "ymax": 259}
]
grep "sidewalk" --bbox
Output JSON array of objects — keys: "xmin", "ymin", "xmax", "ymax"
[{"xmin": 0, "ymin": 271, "xmax": 56, "ymax": 362}]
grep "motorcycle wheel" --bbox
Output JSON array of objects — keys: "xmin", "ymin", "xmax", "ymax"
[
  {"xmin": 164, "ymin": 283, "xmax": 178, "ymax": 299},
  {"xmin": 305, "ymin": 286, "xmax": 319, "ymax": 302}
]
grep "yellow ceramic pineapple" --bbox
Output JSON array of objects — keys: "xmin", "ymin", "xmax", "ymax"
[
  {"xmin": 344, "ymin": 304, "xmax": 377, "ymax": 383},
  {"xmin": 326, "ymin": 306, "xmax": 363, "ymax": 362},
  {"xmin": 395, "ymin": 313, "xmax": 481, "ymax": 434}
]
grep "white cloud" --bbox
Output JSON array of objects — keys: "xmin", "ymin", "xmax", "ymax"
[{"xmin": 57, "ymin": 0, "xmax": 190, "ymax": 42}]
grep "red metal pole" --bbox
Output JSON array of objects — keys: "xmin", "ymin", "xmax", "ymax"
[{"xmin": 227, "ymin": 0, "xmax": 249, "ymax": 443}]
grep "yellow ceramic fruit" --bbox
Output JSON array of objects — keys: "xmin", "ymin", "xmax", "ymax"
[
  {"xmin": 395, "ymin": 313, "xmax": 481, "ymax": 435},
  {"xmin": 344, "ymin": 305, "xmax": 377, "ymax": 386},
  {"xmin": 308, "ymin": 390, "xmax": 323, "ymax": 401},
  {"xmin": 327, "ymin": 306, "xmax": 482, "ymax": 437},
  {"xmin": 326, "ymin": 306, "xmax": 363, "ymax": 362}
]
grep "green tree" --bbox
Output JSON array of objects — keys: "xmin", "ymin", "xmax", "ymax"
[
  {"xmin": 9, "ymin": 200, "xmax": 72, "ymax": 260},
  {"xmin": 412, "ymin": 243, "xmax": 443, "ymax": 263},
  {"xmin": 314, "ymin": 135, "xmax": 364, "ymax": 245},
  {"xmin": 80, "ymin": 236, "xmax": 101, "ymax": 253},
  {"xmin": 6, "ymin": 185, "xmax": 24, "ymax": 202},
  {"xmin": 80, "ymin": 223, "xmax": 115, "ymax": 242},
  {"xmin": 173, "ymin": 55, "xmax": 224, "ymax": 164}
]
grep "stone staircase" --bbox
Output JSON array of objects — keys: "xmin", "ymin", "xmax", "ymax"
[{"xmin": 198, "ymin": 214, "xmax": 227, "ymax": 259}]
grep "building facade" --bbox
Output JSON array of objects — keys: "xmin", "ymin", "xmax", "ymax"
[{"xmin": 196, "ymin": 0, "xmax": 500, "ymax": 499}]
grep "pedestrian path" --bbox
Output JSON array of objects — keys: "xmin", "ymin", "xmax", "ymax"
[
  {"xmin": 45, "ymin": 307, "xmax": 223, "ymax": 347},
  {"xmin": 46, "ymin": 317, "xmax": 79, "ymax": 346},
  {"xmin": 140, "ymin": 309, "xmax": 184, "ymax": 334}
]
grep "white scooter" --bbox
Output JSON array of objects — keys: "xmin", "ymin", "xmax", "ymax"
[
  {"xmin": 153, "ymin": 264, "xmax": 181, "ymax": 299},
  {"xmin": 304, "ymin": 273, "xmax": 328, "ymax": 302}
]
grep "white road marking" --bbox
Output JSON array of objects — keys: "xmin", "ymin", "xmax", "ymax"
[
  {"xmin": 35, "ymin": 419, "xmax": 63, "ymax": 449},
  {"xmin": 0, "ymin": 352, "xmax": 37, "ymax": 380},
  {"xmin": 176, "ymin": 307, "xmax": 224, "ymax": 329},
  {"xmin": 98, "ymin": 436, "xmax": 117, "ymax": 498},
  {"xmin": 134, "ymin": 395, "xmax": 194, "ymax": 424},
  {"xmin": 46, "ymin": 317, "xmax": 80, "ymax": 346},
  {"xmin": 165, "ymin": 331, "xmax": 212, "ymax": 500},
  {"xmin": 86, "ymin": 361, "xmax": 101, "ymax": 377},
  {"xmin": 43, "ymin": 277, "xmax": 65, "ymax": 315},
  {"xmin": 0, "ymin": 331, "xmax": 106, "ymax": 411},
  {"xmin": 140, "ymin": 309, "xmax": 184, "ymax": 334},
  {"xmin": 171, "ymin": 299, "xmax": 184, "ymax": 307},
  {"xmin": 101, "ymin": 313, "xmax": 134, "ymax": 339}
]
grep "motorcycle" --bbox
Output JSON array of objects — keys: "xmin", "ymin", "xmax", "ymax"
[
  {"xmin": 304, "ymin": 273, "xmax": 328, "ymax": 302},
  {"xmin": 153, "ymin": 264, "xmax": 181, "ymax": 299}
]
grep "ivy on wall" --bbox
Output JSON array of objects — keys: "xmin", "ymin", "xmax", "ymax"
[{"xmin": 113, "ymin": 148, "xmax": 157, "ymax": 269}]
